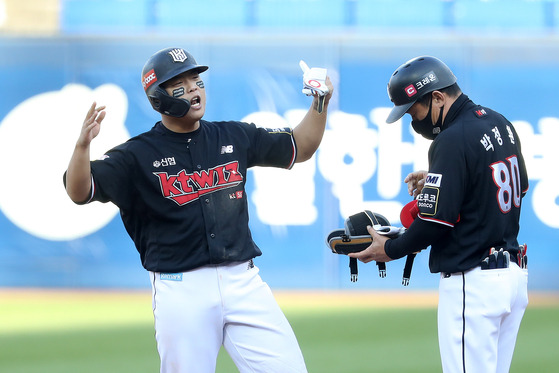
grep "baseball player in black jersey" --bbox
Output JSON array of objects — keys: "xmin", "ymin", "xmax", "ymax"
[
  {"xmin": 349, "ymin": 56, "xmax": 529, "ymax": 373},
  {"xmin": 64, "ymin": 47, "xmax": 333, "ymax": 373}
]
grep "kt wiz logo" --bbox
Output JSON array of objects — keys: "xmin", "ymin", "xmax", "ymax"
[{"xmin": 154, "ymin": 161, "xmax": 243, "ymax": 205}]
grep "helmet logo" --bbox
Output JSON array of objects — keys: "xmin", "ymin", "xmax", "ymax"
[
  {"xmin": 405, "ymin": 84, "xmax": 417, "ymax": 97},
  {"xmin": 168, "ymin": 48, "xmax": 188, "ymax": 63},
  {"xmin": 416, "ymin": 72, "xmax": 438, "ymax": 90},
  {"xmin": 142, "ymin": 69, "xmax": 157, "ymax": 91}
]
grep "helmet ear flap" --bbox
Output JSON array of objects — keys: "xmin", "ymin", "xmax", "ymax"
[
  {"xmin": 148, "ymin": 95, "xmax": 162, "ymax": 111},
  {"xmin": 149, "ymin": 86, "xmax": 191, "ymax": 118}
]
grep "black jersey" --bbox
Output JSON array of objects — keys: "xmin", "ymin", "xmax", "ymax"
[
  {"xmin": 86, "ymin": 120, "xmax": 296, "ymax": 273},
  {"xmin": 416, "ymin": 94, "xmax": 529, "ymax": 273}
]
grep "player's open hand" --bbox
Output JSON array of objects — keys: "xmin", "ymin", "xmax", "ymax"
[
  {"xmin": 404, "ymin": 170, "xmax": 428, "ymax": 198},
  {"xmin": 77, "ymin": 101, "xmax": 106, "ymax": 147},
  {"xmin": 348, "ymin": 226, "xmax": 392, "ymax": 263}
]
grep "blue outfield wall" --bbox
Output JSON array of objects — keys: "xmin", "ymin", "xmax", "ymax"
[{"xmin": 0, "ymin": 34, "xmax": 557, "ymax": 290}]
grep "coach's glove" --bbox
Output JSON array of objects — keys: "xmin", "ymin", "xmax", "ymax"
[
  {"xmin": 299, "ymin": 60, "xmax": 329, "ymax": 113},
  {"xmin": 327, "ymin": 210, "xmax": 404, "ymax": 282}
]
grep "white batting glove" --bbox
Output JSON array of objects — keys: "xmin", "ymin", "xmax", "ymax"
[{"xmin": 299, "ymin": 60, "xmax": 329, "ymax": 97}]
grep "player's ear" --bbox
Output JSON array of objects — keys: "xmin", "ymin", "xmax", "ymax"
[{"xmin": 431, "ymin": 91, "xmax": 445, "ymax": 108}]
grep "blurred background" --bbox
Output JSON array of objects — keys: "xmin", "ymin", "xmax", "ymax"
[{"xmin": 0, "ymin": 0, "xmax": 557, "ymax": 292}]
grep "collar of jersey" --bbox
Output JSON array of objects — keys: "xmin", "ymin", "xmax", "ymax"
[
  {"xmin": 154, "ymin": 121, "xmax": 203, "ymax": 141},
  {"xmin": 441, "ymin": 94, "xmax": 472, "ymax": 130}
]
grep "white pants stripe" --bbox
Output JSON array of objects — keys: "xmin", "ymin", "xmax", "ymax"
[
  {"xmin": 438, "ymin": 264, "xmax": 528, "ymax": 373},
  {"xmin": 149, "ymin": 261, "xmax": 307, "ymax": 373}
]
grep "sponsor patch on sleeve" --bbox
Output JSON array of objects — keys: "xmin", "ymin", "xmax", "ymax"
[
  {"xmin": 417, "ymin": 186, "xmax": 439, "ymax": 216},
  {"xmin": 424, "ymin": 173, "xmax": 442, "ymax": 188}
]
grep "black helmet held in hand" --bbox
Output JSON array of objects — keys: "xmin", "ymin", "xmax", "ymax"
[
  {"xmin": 141, "ymin": 47, "xmax": 208, "ymax": 118},
  {"xmin": 386, "ymin": 56, "xmax": 456, "ymax": 124}
]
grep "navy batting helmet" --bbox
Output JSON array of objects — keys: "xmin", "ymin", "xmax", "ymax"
[
  {"xmin": 141, "ymin": 47, "xmax": 208, "ymax": 117},
  {"xmin": 386, "ymin": 56, "xmax": 456, "ymax": 124}
]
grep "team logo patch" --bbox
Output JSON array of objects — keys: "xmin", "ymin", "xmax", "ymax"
[
  {"xmin": 168, "ymin": 48, "xmax": 188, "ymax": 63},
  {"xmin": 474, "ymin": 108, "xmax": 487, "ymax": 117},
  {"xmin": 417, "ymin": 187, "xmax": 439, "ymax": 216},
  {"xmin": 142, "ymin": 68, "xmax": 157, "ymax": 91},
  {"xmin": 160, "ymin": 273, "xmax": 183, "ymax": 281},
  {"xmin": 424, "ymin": 173, "xmax": 442, "ymax": 188}
]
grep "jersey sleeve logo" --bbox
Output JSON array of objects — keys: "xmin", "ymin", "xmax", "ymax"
[
  {"xmin": 264, "ymin": 127, "xmax": 292, "ymax": 135},
  {"xmin": 424, "ymin": 173, "xmax": 442, "ymax": 188},
  {"xmin": 419, "ymin": 173, "xmax": 442, "ymax": 216},
  {"xmin": 417, "ymin": 187, "xmax": 439, "ymax": 216},
  {"xmin": 153, "ymin": 161, "xmax": 244, "ymax": 206}
]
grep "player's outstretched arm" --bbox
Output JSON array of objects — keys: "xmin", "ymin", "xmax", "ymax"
[
  {"xmin": 65, "ymin": 102, "xmax": 106, "ymax": 203},
  {"xmin": 404, "ymin": 170, "xmax": 428, "ymax": 198},
  {"xmin": 293, "ymin": 76, "xmax": 333, "ymax": 163}
]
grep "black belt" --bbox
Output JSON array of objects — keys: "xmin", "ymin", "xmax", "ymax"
[{"xmin": 443, "ymin": 245, "xmax": 527, "ymax": 278}]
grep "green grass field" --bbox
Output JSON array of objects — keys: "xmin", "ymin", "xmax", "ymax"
[{"xmin": 0, "ymin": 289, "xmax": 557, "ymax": 373}]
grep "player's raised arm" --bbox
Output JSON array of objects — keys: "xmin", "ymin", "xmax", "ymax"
[
  {"xmin": 293, "ymin": 61, "xmax": 334, "ymax": 163},
  {"xmin": 65, "ymin": 102, "xmax": 106, "ymax": 203}
]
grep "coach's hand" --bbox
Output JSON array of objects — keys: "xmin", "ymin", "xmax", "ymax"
[
  {"xmin": 348, "ymin": 226, "xmax": 392, "ymax": 263},
  {"xmin": 405, "ymin": 170, "xmax": 428, "ymax": 199}
]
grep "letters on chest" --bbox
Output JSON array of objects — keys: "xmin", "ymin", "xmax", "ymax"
[{"xmin": 153, "ymin": 161, "xmax": 244, "ymax": 205}]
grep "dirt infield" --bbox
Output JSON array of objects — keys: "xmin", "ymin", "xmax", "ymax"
[
  {"xmin": 1, "ymin": 288, "xmax": 557, "ymax": 309},
  {"xmin": 273, "ymin": 289, "xmax": 440, "ymax": 309},
  {"xmin": 274, "ymin": 289, "xmax": 559, "ymax": 309}
]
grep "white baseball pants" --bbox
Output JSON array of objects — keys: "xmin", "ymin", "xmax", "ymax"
[
  {"xmin": 149, "ymin": 260, "xmax": 307, "ymax": 373},
  {"xmin": 438, "ymin": 263, "xmax": 528, "ymax": 373}
]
